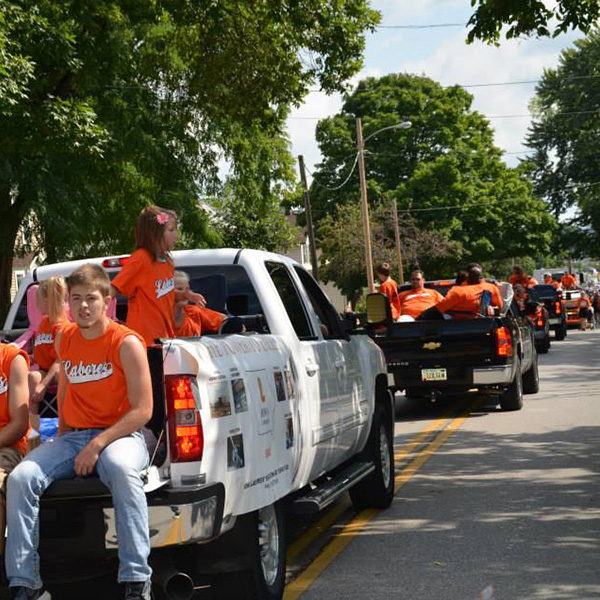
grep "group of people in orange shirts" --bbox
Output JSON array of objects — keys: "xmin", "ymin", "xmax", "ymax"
[
  {"xmin": 376, "ymin": 262, "xmax": 503, "ymax": 321},
  {"xmin": 0, "ymin": 205, "xmax": 228, "ymax": 599}
]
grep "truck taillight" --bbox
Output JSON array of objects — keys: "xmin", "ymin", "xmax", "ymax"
[
  {"xmin": 165, "ymin": 375, "xmax": 203, "ymax": 462},
  {"xmin": 496, "ymin": 326, "xmax": 513, "ymax": 357},
  {"xmin": 536, "ymin": 318, "xmax": 544, "ymax": 327},
  {"xmin": 555, "ymin": 301, "xmax": 561, "ymax": 314},
  {"xmin": 101, "ymin": 255, "xmax": 130, "ymax": 268}
]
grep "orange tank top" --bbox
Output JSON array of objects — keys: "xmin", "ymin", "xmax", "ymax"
[
  {"xmin": 58, "ymin": 321, "xmax": 144, "ymax": 429},
  {"xmin": 112, "ymin": 248, "xmax": 175, "ymax": 346},
  {"xmin": 0, "ymin": 343, "xmax": 30, "ymax": 455},
  {"xmin": 33, "ymin": 316, "xmax": 64, "ymax": 371}
]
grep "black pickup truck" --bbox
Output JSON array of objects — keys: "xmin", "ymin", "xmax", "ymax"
[
  {"xmin": 366, "ymin": 284, "xmax": 539, "ymax": 411},
  {"xmin": 533, "ymin": 284, "xmax": 568, "ymax": 341}
]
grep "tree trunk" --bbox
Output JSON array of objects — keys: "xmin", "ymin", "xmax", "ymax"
[{"xmin": 0, "ymin": 191, "xmax": 27, "ymax": 326}]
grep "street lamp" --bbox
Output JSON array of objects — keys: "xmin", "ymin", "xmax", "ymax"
[{"xmin": 356, "ymin": 118, "xmax": 412, "ymax": 292}]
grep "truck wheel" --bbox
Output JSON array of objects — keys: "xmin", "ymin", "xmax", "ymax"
[
  {"xmin": 522, "ymin": 350, "xmax": 540, "ymax": 395},
  {"xmin": 349, "ymin": 404, "xmax": 395, "ymax": 509},
  {"xmin": 537, "ymin": 335, "xmax": 550, "ymax": 354},
  {"xmin": 555, "ymin": 326, "xmax": 567, "ymax": 341},
  {"xmin": 251, "ymin": 503, "xmax": 286, "ymax": 600},
  {"xmin": 500, "ymin": 362, "xmax": 524, "ymax": 411}
]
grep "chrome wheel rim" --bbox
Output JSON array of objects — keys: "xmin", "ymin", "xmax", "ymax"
[
  {"xmin": 258, "ymin": 504, "xmax": 280, "ymax": 587},
  {"xmin": 379, "ymin": 425, "xmax": 392, "ymax": 486}
]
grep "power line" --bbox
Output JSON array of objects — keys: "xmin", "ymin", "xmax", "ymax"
[
  {"xmin": 288, "ymin": 108, "xmax": 599, "ymax": 121},
  {"xmin": 396, "ymin": 181, "xmax": 600, "ymax": 214},
  {"xmin": 304, "ymin": 153, "xmax": 360, "ymax": 191},
  {"xmin": 377, "ymin": 23, "xmax": 465, "ymax": 29}
]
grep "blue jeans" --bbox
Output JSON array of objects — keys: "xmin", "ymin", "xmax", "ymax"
[{"xmin": 6, "ymin": 429, "xmax": 152, "ymax": 589}]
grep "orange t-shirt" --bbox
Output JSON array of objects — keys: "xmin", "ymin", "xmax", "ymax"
[
  {"xmin": 0, "ymin": 343, "xmax": 30, "ymax": 455},
  {"xmin": 509, "ymin": 274, "xmax": 538, "ymax": 288},
  {"xmin": 398, "ymin": 288, "xmax": 443, "ymax": 318},
  {"xmin": 33, "ymin": 316, "xmax": 65, "ymax": 371},
  {"xmin": 112, "ymin": 248, "xmax": 175, "ymax": 346},
  {"xmin": 174, "ymin": 314, "xmax": 201, "ymax": 337},
  {"xmin": 379, "ymin": 279, "xmax": 401, "ymax": 320},
  {"xmin": 577, "ymin": 297, "xmax": 591, "ymax": 309},
  {"xmin": 561, "ymin": 274, "xmax": 576, "ymax": 289},
  {"xmin": 184, "ymin": 305, "xmax": 224, "ymax": 334},
  {"xmin": 435, "ymin": 283, "xmax": 501, "ymax": 319},
  {"xmin": 58, "ymin": 321, "xmax": 145, "ymax": 429}
]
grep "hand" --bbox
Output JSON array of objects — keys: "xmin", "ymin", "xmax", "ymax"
[
  {"xmin": 32, "ymin": 381, "xmax": 48, "ymax": 404},
  {"xmin": 74, "ymin": 440, "xmax": 102, "ymax": 476},
  {"xmin": 187, "ymin": 290, "xmax": 207, "ymax": 307}
]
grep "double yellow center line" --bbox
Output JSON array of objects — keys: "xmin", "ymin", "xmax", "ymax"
[{"xmin": 284, "ymin": 397, "xmax": 481, "ymax": 599}]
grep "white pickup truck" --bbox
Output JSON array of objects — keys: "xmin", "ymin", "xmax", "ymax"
[{"xmin": 2, "ymin": 249, "xmax": 393, "ymax": 600}]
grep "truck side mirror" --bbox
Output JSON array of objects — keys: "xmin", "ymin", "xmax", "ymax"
[{"xmin": 366, "ymin": 293, "xmax": 392, "ymax": 326}]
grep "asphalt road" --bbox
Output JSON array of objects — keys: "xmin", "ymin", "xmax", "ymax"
[{"xmin": 285, "ymin": 329, "xmax": 600, "ymax": 600}]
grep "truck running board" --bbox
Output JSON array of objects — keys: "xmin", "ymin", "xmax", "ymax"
[{"xmin": 291, "ymin": 461, "xmax": 375, "ymax": 515}]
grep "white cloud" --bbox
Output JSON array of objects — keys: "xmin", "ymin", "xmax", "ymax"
[{"xmin": 403, "ymin": 32, "xmax": 576, "ymax": 164}]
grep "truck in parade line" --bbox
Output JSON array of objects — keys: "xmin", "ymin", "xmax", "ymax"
[
  {"xmin": 1, "ymin": 249, "xmax": 395, "ymax": 600},
  {"xmin": 365, "ymin": 282, "xmax": 540, "ymax": 411}
]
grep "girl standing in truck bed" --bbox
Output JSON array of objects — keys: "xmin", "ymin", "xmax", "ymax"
[{"xmin": 111, "ymin": 206, "xmax": 204, "ymax": 346}]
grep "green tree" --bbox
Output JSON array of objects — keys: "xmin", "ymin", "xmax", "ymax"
[
  {"xmin": 467, "ymin": 0, "xmax": 600, "ymax": 44},
  {"xmin": 310, "ymin": 73, "xmax": 555, "ymax": 281},
  {"xmin": 525, "ymin": 30, "xmax": 600, "ymax": 257},
  {"xmin": 317, "ymin": 202, "xmax": 459, "ymax": 301},
  {"xmin": 0, "ymin": 0, "xmax": 379, "ymax": 320}
]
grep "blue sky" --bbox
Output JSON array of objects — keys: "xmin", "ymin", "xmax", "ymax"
[{"xmin": 287, "ymin": 0, "xmax": 582, "ymax": 175}]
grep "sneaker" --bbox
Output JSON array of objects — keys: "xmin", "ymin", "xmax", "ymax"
[
  {"xmin": 124, "ymin": 580, "xmax": 153, "ymax": 600},
  {"xmin": 9, "ymin": 588, "xmax": 51, "ymax": 600}
]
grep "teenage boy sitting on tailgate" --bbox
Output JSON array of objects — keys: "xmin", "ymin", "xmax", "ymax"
[{"xmin": 6, "ymin": 264, "xmax": 153, "ymax": 600}]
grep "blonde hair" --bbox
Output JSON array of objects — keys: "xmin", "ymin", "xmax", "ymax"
[
  {"xmin": 173, "ymin": 270, "xmax": 189, "ymax": 284},
  {"xmin": 135, "ymin": 205, "xmax": 177, "ymax": 263},
  {"xmin": 37, "ymin": 277, "xmax": 67, "ymax": 324}
]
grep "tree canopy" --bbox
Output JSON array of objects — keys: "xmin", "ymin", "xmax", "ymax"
[
  {"xmin": 467, "ymin": 0, "xmax": 600, "ymax": 44},
  {"xmin": 0, "ymin": 0, "xmax": 379, "ymax": 319},
  {"xmin": 309, "ymin": 73, "xmax": 555, "ymax": 294},
  {"xmin": 525, "ymin": 30, "xmax": 600, "ymax": 258}
]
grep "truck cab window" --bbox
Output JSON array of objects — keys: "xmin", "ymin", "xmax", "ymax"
[
  {"xmin": 293, "ymin": 266, "xmax": 344, "ymax": 340},
  {"xmin": 265, "ymin": 262, "xmax": 315, "ymax": 340}
]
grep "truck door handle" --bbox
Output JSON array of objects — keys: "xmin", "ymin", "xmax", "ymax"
[
  {"xmin": 334, "ymin": 360, "xmax": 345, "ymax": 370},
  {"xmin": 305, "ymin": 362, "xmax": 319, "ymax": 376}
]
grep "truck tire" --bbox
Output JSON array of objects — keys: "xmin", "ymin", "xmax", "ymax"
[
  {"xmin": 500, "ymin": 361, "xmax": 524, "ymax": 411},
  {"xmin": 555, "ymin": 326, "xmax": 567, "ymax": 341},
  {"xmin": 349, "ymin": 404, "xmax": 395, "ymax": 509},
  {"xmin": 537, "ymin": 335, "xmax": 551, "ymax": 354},
  {"xmin": 250, "ymin": 503, "xmax": 286, "ymax": 600},
  {"xmin": 210, "ymin": 503, "xmax": 286, "ymax": 600},
  {"xmin": 522, "ymin": 350, "xmax": 540, "ymax": 395}
]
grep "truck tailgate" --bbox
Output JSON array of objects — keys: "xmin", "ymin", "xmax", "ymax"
[{"xmin": 374, "ymin": 318, "xmax": 500, "ymax": 367}]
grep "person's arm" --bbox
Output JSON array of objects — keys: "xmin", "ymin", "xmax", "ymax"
[
  {"xmin": 74, "ymin": 335, "xmax": 152, "ymax": 477},
  {"xmin": 0, "ymin": 354, "xmax": 29, "ymax": 449},
  {"xmin": 31, "ymin": 360, "xmax": 60, "ymax": 404},
  {"xmin": 54, "ymin": 331, "xmax": 68, "ymax": 435}
]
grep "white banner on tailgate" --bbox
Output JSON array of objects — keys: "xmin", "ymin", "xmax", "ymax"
[{"xmin": 172, "ymin": 335, "xmax": 298, "ymax": 517}]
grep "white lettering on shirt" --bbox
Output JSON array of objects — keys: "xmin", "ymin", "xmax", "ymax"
[
  {"xmin": 34, "ymin": 333, "xmax": 54, "ymax": 347},
  {"xmin": 63, "ymin": 360, "xmax": 113, "ymax": 384},
  {"xmin": 155, "ymin": 277, "xmax": 174, "ymax": 300},
  {"xmin": 0, "ymin": 376, "xmax": 7, "ymax": 396}
]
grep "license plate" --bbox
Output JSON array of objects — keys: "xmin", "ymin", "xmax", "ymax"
[{"xmin": 421, "ymin": 368, "xmax": 447, "ymax": 382}]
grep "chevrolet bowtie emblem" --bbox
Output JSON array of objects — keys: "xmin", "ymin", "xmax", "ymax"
[{"xmin": 423, "ymin": 342, "xmax": 441, "ymax": 350}]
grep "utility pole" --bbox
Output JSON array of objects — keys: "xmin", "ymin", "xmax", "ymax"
[
  {"xmin": 298, "ymin": 155, "xmax": 319, "ymax": 281},
  {"xmin": 391, "ymin": 199, "xmax": 404, "ymax": 284},
  {"xmin": 356, "ymin": 118, "xmax": 375, "ymax": 293}
]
